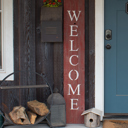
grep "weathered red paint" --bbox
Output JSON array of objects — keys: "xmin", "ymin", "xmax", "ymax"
[{"xmin": 64, "ymin": 0, "xmax": 85, "ymax": 124}]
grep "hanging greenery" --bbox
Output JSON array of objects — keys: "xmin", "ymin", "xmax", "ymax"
[{"xmin": 43, "ymin": 0, "xmax": 62, "ymax": 7}]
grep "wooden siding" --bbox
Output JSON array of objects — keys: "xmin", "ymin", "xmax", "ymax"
[
  {"xmin": 35, "ymin": 0, "xmax": 63, "ymax": 103},
  {"xmin": 0, "ymin": 0, "xmax": 95, "ymax": 116},
  {"xmin": 89, "ymin": 0, "xmax": 95, "ymax": 109},
  {"xmin": 85, "ymin": 0, "xmax": 95, "ymax": 110}
]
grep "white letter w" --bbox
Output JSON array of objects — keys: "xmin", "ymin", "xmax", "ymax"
[{"xmin": 67, "ymin": 10, "xmax": 81, "ymax": 22}]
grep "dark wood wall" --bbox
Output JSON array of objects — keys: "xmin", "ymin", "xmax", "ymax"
[
  {"xmin": 85, "ymin": 0, "xmax": 95, "ymax": 110},
  {"xmin": 35, "ymin": 0, "xmax": 63, "ymax": 104},
  {"xmin": 0, "ymin": 0, "xmax": 95, "ymax": 113}
]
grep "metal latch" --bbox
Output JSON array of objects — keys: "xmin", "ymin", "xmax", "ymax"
[{"xmin": 105, "ymin": 29, "xmax": 112, "ymax": 40}]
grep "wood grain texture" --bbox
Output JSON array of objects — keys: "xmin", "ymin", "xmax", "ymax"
[
  {"xmin": 84, "ymin": 113, "xmax": 100, "ymax": 127},
  {"xmin": 17, "ymin": 0, "xmax": 36, "ymax": 107},
  {"xmin": 24, "ymin": 0, "xmax": 36, "ymax": 102},
  {"xmin": 13, "ymin": 1, "xmax": 21, "ymax": 114},
  {"xmin": 1, "ymin": 0, "xmax": 36, "ymax": 114},
  {"xmin": 36, "ymin": 1, "xmax": 63, "ymax": 102},
  {"xmin": 27, "ymin": 100, "xmax": 49, "ymax": 116},
  {"xmin": 1, "ymin": 0, "xmax": 21, "ymax": 114},
  {"xmin": 64, "ymin": 0, "xmax": 85, "ymax": 123},
  {"xmin": 1, "ymin": 0, "xmax": 63, "ymax": 115},
  {"xmin": 36, "ymin": 0, "xmax": 53, "ymax": 103},
  {"xmin": 85, "ymin": 0, "xmax": 89, "ymax": 110},
  {"xmin": 89, "ymin": 0, "xmax": 95, "ymax": 108},
  {"xmin": 2, "ymin": 82, "xmax": 18, "ymax": 113},
  {"xmin": 54, "ymin": 42, "xmax": 63, "ymax": 94},
  {"xmin": 36, "ymin": 42, "xmax": 54, "ymax": 103},
  {"xmin": 35, "ymin": 0, "xmax": 46, "ymax": 103},
  {"xmin": 41, "ymin": 7, "xmax": 62, "ymax": 21},
  {"xmin": 84, "ymin": 0, "xmax": 95, "ymax": 110}
]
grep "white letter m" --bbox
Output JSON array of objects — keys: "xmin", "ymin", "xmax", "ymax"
[{"xmin": 68, "ymin": 84, "xmax": 81, "ymax": 95}]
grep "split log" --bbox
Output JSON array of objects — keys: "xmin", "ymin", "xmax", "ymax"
[
  {"xmin": 27, "ymin": 100, "xmax": 49, "ymax": 116},
  {"xmin": 22, "ymin": 112, "xmax": 31, "ymax": 125},
  {"xmin": 9, "ymin": 106, "xmax": 25, "ymax": 125},
  {"xmin": 27, "ymin": 111, "xmax": 37, "ymax": 124},
  {"xmin": 9, "ymin": 106, "xmax": 31, "ymax": 125}
]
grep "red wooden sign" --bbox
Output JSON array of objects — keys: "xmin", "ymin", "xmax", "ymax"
[{"xmin": 64, "ymin": 0, "xmax": 85, "ymax": 124}]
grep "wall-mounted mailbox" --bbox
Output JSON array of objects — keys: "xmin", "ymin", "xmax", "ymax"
[{"xmin": 41, "ymin": 7, "xmax": 62, "ymax": 42}]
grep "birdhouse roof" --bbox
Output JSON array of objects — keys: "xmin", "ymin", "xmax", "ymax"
[{"xmin": 81, "ymin": 108, "xmax": 102, "ymax": 116}]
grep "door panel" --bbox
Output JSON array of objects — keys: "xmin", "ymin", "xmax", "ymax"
[
  {"xmin": 117, "ymin": 11, "xmax": 128, "ymax": 95},
  {"xmin": 105, "ymin": 0, "xmax": 128, "ymax": 113}
]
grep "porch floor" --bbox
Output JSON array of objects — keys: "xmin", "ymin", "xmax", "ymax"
[{"xmin": 4, "ymin": 123, "xmax": 103, "ymax": 128}]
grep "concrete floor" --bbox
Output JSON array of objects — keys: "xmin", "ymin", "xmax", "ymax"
[{"xmin": 4, "ymin": 123, "xmax": 103, "ymax": 128}]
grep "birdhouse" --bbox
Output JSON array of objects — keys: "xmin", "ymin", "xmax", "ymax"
[
  {"xmin": 47, "ymin": 92, "xmax": 66, "ymax": 127},
  {"xmin": 81, "ymin": 108, "xmax": 102, "ymax": 128},
  {"xmin": 41, "ymin": 6, "xmax": 62, "ymax": 42}
]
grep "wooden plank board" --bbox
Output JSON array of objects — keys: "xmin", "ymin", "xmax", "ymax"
[
  {"xmin": 1, "ymin": 0, "xmax": 21, "ymax": 114},
  {"xmin": 14, "ymin": 0, "xmax": 36, "ymax": 109},
  {"xmin": 2, "ymin": 82, "xmax": 17, "ymax": 114},
  {"xmin": 54, "ymin": 42, "xmax": 63, "ymax": 94},
  {"xmin": 0, "ymin": 85, "xmax": 48, "ymax": 90},
  {"xmin": 64, "ymin": 0, "xmax": 85, "ymax": 124},
  {"xmin": 85, "ymin": 0, "xmax": 89, "ymax": 110},
  {"xmin": 35, "ymin": 0, "xmax": 44, "ymax": 102},
  {"xmin": 18, "ymin": 0, "xmax": 36, "ymax": 107},
  {"xmin": 89, "ymin": 0, "xmax": 95, "ymax": 108},
  {"xmin": 35, "ymin": 0, "xmax": 54, "ymax": 103}
]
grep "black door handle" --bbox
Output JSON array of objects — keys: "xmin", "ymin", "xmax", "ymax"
[{"xmin": 106, "ymin": 44, "xmax": 111, "ymax": 49}]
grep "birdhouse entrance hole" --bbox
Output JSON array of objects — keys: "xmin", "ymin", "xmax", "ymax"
[{"xmin": 89, "ymin": 118, "xmax": 93, "ymax": 123}]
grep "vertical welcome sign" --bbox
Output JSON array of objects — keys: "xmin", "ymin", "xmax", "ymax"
[{"xmin": 64, "ymin": 0, "xmax": 85, "ymax": 124}]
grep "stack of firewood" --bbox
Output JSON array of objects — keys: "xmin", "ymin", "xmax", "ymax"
[{"xmin": 8, "ymin": 100, "xmax": 49, "ymax": 125}]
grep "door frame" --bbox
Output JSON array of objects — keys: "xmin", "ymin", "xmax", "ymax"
[{"xmin": 95, "ymin": 0, "xmax": 104, "ymax": 119}]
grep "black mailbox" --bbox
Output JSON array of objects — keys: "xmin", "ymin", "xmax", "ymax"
[{"xmin": 41, "ymin": 6, "xmax": 62, "ymax": 42}]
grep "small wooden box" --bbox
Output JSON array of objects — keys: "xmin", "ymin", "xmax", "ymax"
[
  {"xmin": 41, "ymin": 6, "xmax": 62, "ymax": 42},
  {"xmin": 81, "ymin": 108, "xmax": 102, "ymax": 128}
]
